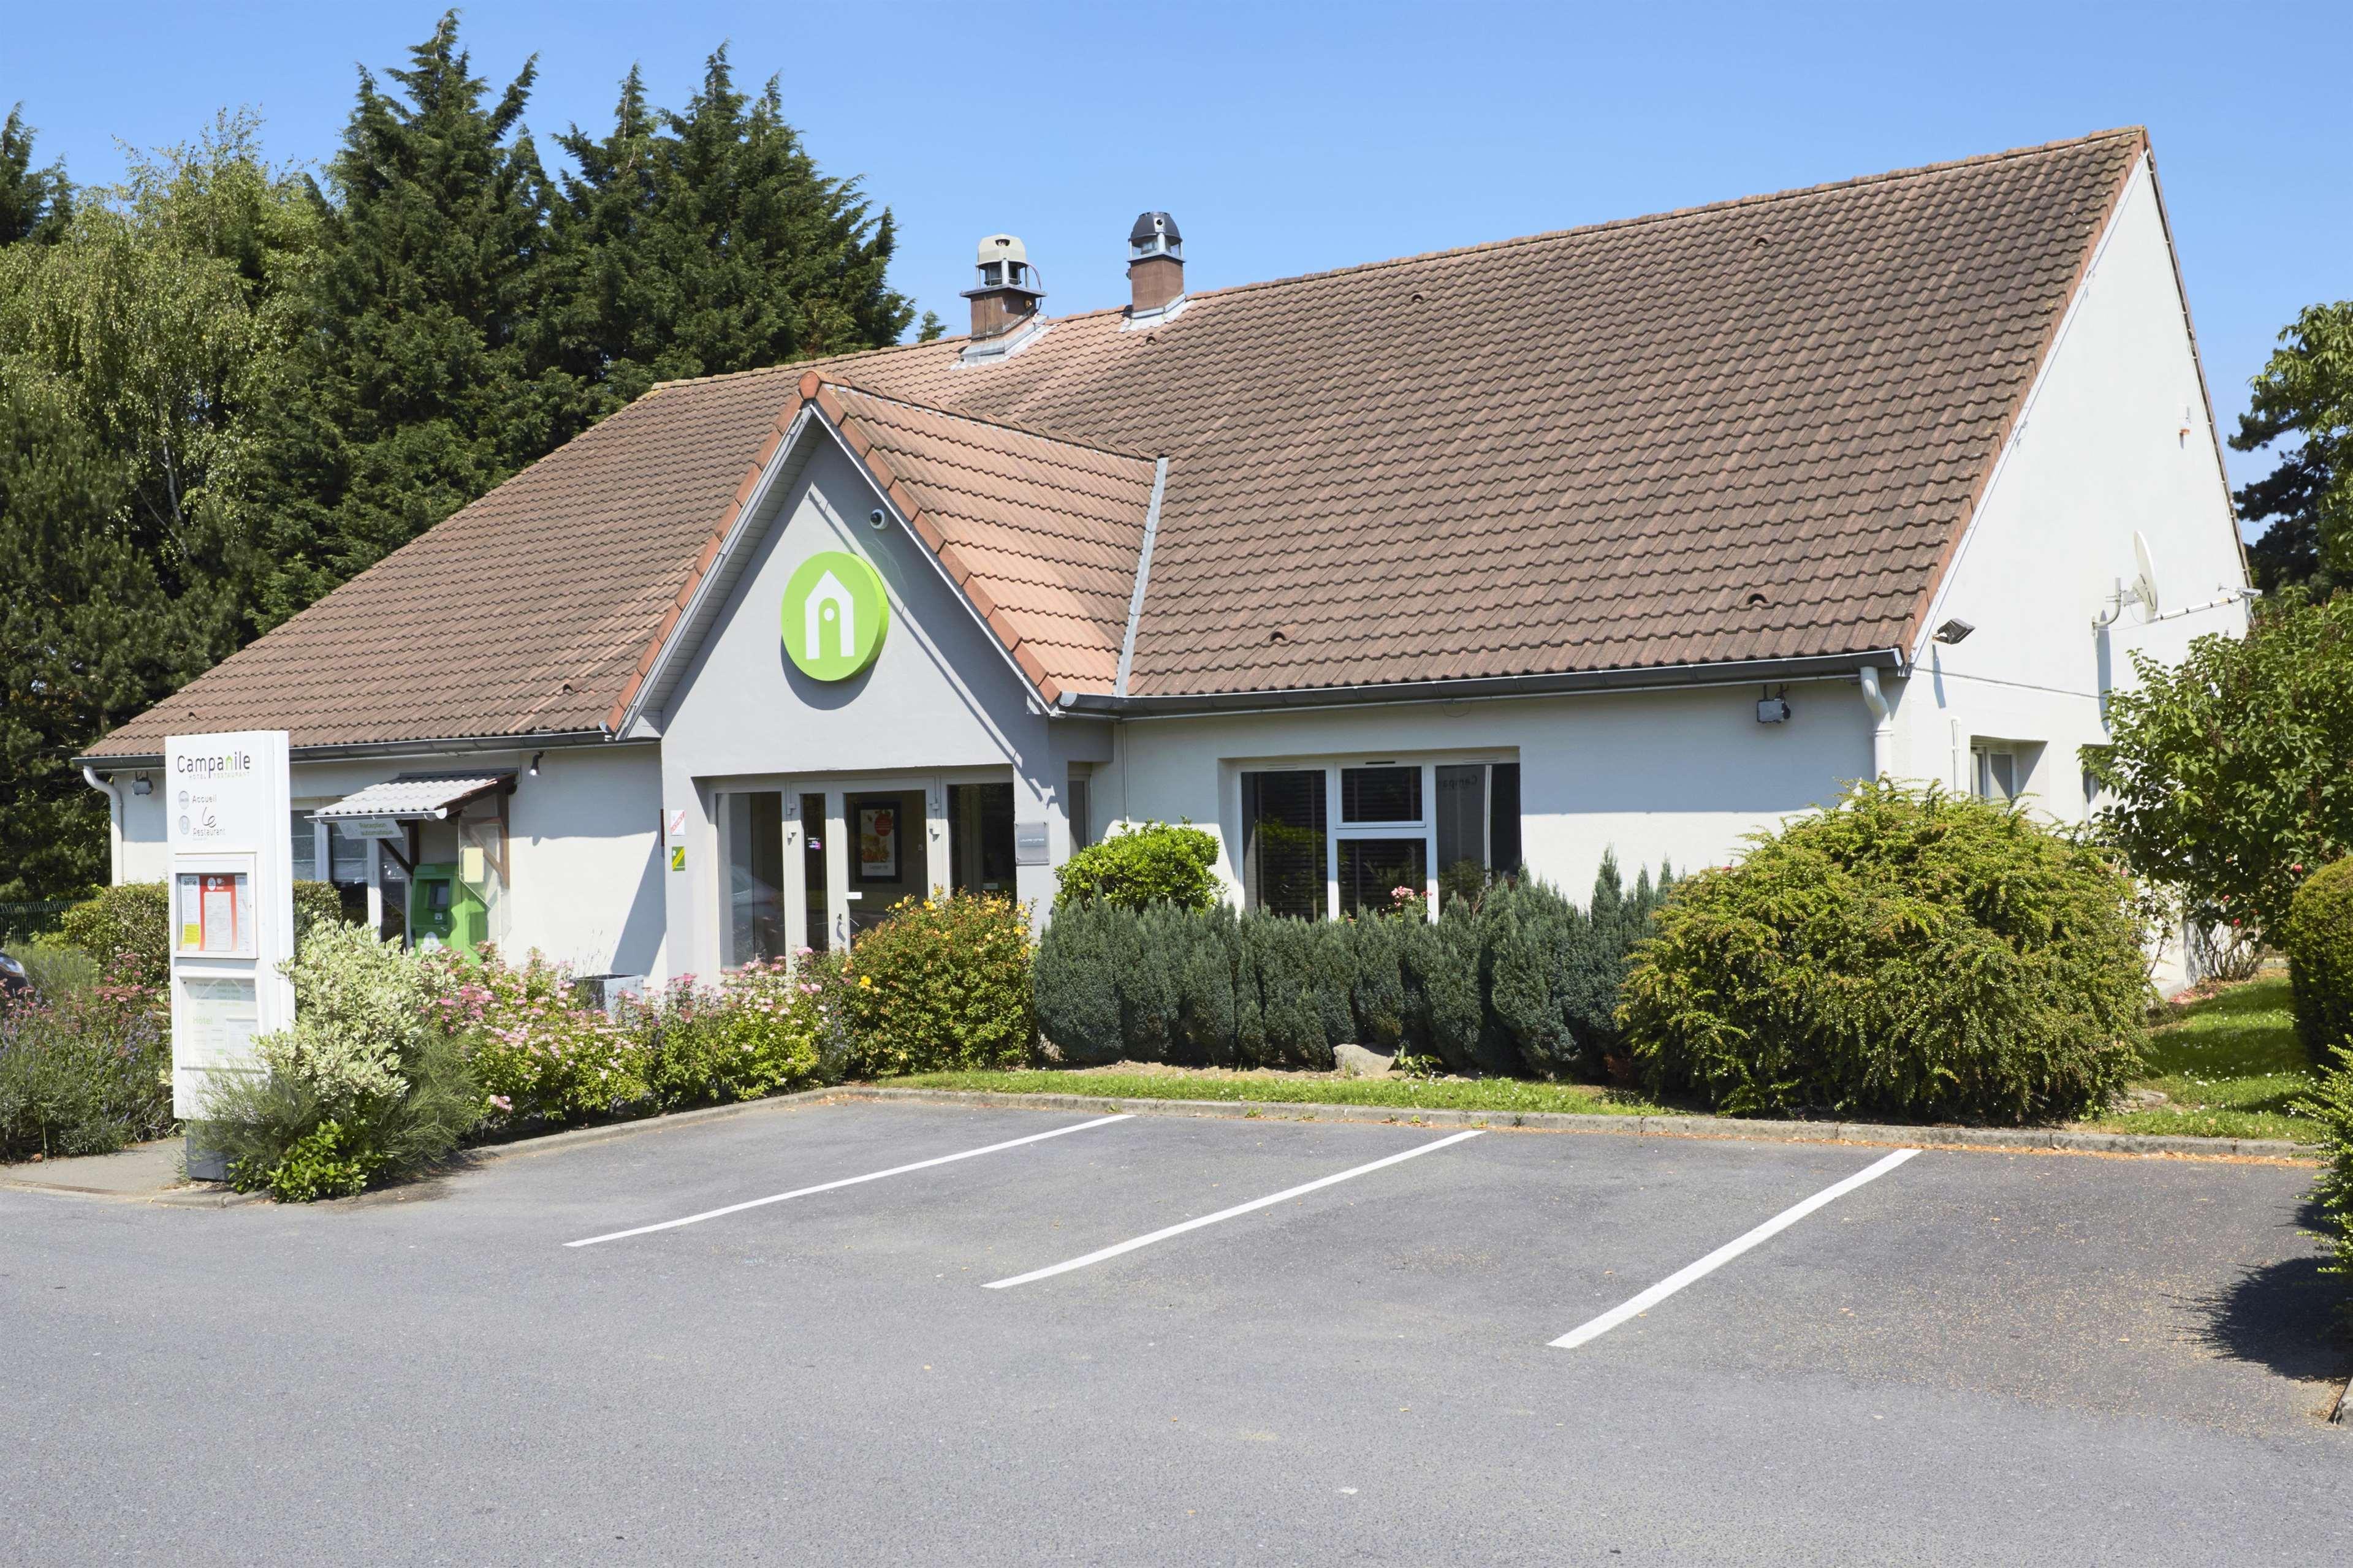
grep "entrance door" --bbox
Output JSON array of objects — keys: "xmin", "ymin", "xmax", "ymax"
[{"xmin": 845, "ymin": 788, "xmax": 928, "ymax": 936}]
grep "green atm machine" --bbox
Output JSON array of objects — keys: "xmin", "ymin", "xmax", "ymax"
[{"xmin": 407, "ymin": 863, "xmax": 488, "ymax": 955}]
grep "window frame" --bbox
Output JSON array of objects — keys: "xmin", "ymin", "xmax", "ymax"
[{"xmin": 1237, "ymin": 754, "xmax": 1518, "ymax": 920}]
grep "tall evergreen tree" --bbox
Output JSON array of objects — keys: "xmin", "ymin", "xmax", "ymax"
[
  {"xmin": 548, "ymin": 48, "xmax": 928, "ymax": 412},
  {"xmin": 2232, "ymin": 301, "xmax": 2353, "ymax": 597},
  {"xmin": 253, "ymin": 12, "xmax": 585, "ymax": 625},
  {"xmin": 0, "ymin": 104, "xmax": 72, "ymax": 245}
]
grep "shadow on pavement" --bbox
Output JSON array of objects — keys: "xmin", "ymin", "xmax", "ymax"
[{"xmin": 2189, "ymin": 1248, "xmax": 2352, "ymax": 1389}]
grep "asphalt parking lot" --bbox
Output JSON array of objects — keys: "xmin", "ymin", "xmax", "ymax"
[{"xmin": 6, "ymin": 1099, "xmax": 2347, "ymax": 1566}]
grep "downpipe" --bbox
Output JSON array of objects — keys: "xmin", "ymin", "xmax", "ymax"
[
  {"xmin": 1857, "ymin": 667, "xmax": 1894, "ymax": 781},
  {"xmin": 81, "ymin": 765, "xmax": 122, "ymax": 884}
]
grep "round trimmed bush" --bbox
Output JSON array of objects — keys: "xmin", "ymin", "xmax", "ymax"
[
  {"xmin": 2284, "ymin": 858, "xmax": 2353, "ymax": 1062},
  {"xmin": 1621, "ymin": 781, "xmax": 2150, "ymax": 1123},
  {"xmin": 1053, "ymin": 822, "xmax": 1220, "ymax": 911}
]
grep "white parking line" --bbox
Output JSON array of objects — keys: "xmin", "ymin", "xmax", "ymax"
[
  {"xmin": 1548, "ymin": 1146, "xmax": 1918, "ymax": 1349},
  {"xmin": 984, "ymin": 1128, "xmax": 1484, "ymax": 1289},
  {"xmin": 565, "ymin": 1113, "xmax": 1133, "ymax": 1248}
]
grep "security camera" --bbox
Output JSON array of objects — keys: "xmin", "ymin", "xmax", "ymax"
[{"xmin": 867, "ymin": 508, "xmax": 887, "ymax": 530}]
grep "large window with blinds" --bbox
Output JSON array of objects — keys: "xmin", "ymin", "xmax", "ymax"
[
  {"xmin": 1241, "ymin": 759, "xmax": 1519, "ymax": 918},
  {"xmin": 1241, "ymin": 770, "xmax": 1327, "ymax": 920}
]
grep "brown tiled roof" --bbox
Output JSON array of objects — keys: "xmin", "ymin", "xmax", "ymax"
[
  {"xmin": 815, "ymin": 382, "xmax": 1159, "ymax": 702},
  {"xmin": 86, "ymin": 129, "xmax": 2148, "ymax": 757}
]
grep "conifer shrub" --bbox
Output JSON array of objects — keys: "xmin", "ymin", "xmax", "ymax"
[
  {"xmin": 2297, "ymin": 1045, "xmax": 2353, "ymax": 1312},
  {"xmin": 1054, "ymin": 822, "xmax": 1221, "ymax": 911},
  {"xmin": 844, "ymin": 893, "xmax": 1035, "ymax": 1075},
  {"xmin": 1027, "ymin": 858, "xmax": 1671, "ymax": 1078},
  {"xmin": 2283, "ymin": 858, "xmax": 2353, "ymax": 1064},
  {"xmin": 1033, "ymin": 900, "xmax": 1127, "ymax": 1064},
  {"xmin": 1621, "ymin": 781, "xmax": 2150, "ymax": 1123}
]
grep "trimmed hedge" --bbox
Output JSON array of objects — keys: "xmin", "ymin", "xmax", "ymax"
[
  {"xmin": 1054, "ymin": 822, "xmax": 1220, "ymax": 911},
  {"xmin": 1033, "ymin": 856, "xmax": 1670, "ymax": 1077},
  {"xmin": 1621, "ymin": 781, "xmax": 2150, "ymax": 1123},
  {"xmin": 62, "ymin": 879, "xmax": 354, "ymax": 990},
  {"xmin": 2284, "ymin": 858, "xmax": 2353, "ymax": 1063}
]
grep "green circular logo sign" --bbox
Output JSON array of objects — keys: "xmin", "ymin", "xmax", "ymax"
[{"xmin": 781, "ymin": 550, "xmax": 889, "ymax": 681}]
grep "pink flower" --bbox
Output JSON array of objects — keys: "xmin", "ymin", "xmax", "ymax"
[{"xmin": 488, "ymin": 1094, "xmax": 513, "ymax": 1112}]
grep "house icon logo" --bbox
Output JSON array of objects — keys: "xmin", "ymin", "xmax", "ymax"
[{"xmin": 781, "ymin": 551, "xmax": 889, "ymax": 680}]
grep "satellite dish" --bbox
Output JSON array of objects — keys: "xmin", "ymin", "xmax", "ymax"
[{"xmin": 2130, "ymin": 531, "xmax": 2160, "ymax": 618}]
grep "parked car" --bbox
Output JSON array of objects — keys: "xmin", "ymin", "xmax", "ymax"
[{"xmin": 0, "ymin": 949, "xmax": 29, "ymax": 999}]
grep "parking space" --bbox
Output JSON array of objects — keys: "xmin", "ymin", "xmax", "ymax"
[{"xmin": 6, "ymin": 1097, "xmax": 2347, "ymax": 1567}]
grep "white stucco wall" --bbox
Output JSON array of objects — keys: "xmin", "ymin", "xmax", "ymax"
[
  {"xmin": 1881, "ymin": 153, "xmax": 2246, "ymax": 988},
  {"xmin": 1093, "ymin": 677, "xmax": 1871, "ymax": 902},
  {"xmin": 279, "ymin": 746, "xmax": 663, "ymax": 977}
]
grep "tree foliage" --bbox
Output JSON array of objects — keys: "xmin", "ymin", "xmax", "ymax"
[
  {"xmin": 0, "ymin": 13, "xmax": 925, "ymax": 901},
  {"xmin": 2232, "ymin": 301, "xmax": 2353, "ymax": 596},
  {"xmin": 0, "ymin": 104, "xmax": 72, "ymax": 245},
  {"xmin": 2082, "ymin": 594, "xmax": 2353, "ymax": 939},
  {"xmin": 0, "ymin": 115, "xmax": 316, "ymax": 900}
]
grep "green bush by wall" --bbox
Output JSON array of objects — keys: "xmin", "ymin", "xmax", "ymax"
[
  {"xmin": 1054, "ymin": 822, "xmax": 1221, "ymax": 911},
  {"xmin": 1032, "ymin": 857, "xmax": 1670, "ymax": 1077},
  {"xmin": 61, "ymin": 879, "xmax": 356, "ymax": 991},
  {"xmin": 2284, "ymin": 858, "xmax": 2353, "ymax": 1064},
  {"xmin": 1621, "ymin": 781, "xmax": 2150, "ymax": 1124}
]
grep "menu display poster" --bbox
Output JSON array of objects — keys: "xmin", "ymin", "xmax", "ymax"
[{"xmin": 165, "ymin": 730, "xmax": 294, "ymax": 1120}]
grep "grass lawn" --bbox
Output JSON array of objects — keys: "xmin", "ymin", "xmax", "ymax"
[
  {"xmin": 900, "ymin": 975, "xmax": 2330, "ymax": 1143},
  {"xmin": 890, "ymin": 1067, "xmax": 1668, "ymax": 1118},
  {"xmin": 2076, "ymin": 973, "xmax": 2324, "ymax": 1143}
]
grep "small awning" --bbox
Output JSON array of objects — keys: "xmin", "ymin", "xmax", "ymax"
[{"xmin": 311, "ymin": 771, "xmax": 514, "ymax": 822}]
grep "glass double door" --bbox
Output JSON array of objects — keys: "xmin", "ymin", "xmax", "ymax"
[{"xmin": 723, "ymin": 778, "xmax": 1016, "ymax": 965}]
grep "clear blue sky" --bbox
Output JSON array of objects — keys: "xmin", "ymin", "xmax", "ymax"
[{"xmin": 8, "ymin": 0, "xmax": 2346, "ymax": 509}]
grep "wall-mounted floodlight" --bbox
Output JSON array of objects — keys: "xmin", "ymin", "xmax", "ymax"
[{"xmin": 1934, "ymin": 618, "xmax": 1975, "ymax": 645}]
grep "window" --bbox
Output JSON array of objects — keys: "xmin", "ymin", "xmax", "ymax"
[
  {"xmin": 1338, "ymin": 838, "xmax": 1426, "ymax": 917},
  {"xmin": 724, "ymin": 792, "xmax": 787, "ymax": 965},
  {"xmin": 1341, "ymin": 765, "xmax": 1420, "ymax": 824},
  {"xmin": 1972, "ymin": 745, "xmax": 2017, "ymax": 802},
  {"xmin": 1242, "ymin": 759, "xmax": 1519, "ymax": 918},
  {"xmin": 1241, "ymin": 770, "xmax": 1326, "ymax": 919},
  {"xmin": 949, "ymin": 782, "xmax": 1015, "ymax": 895},
  {"xmin": 1068, "ymin": 768, "xmax": 1094, "ymax": 850},
  {"xmin": 289, "ymin": 812, "xmax": 319, "ymax": 881}
]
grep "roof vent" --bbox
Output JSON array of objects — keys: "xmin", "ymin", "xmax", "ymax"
[
  {"xmin": 963, "ymin": 233, "xmax": 1045, "ymax": 341},
  {"xmin": 1125, "ymin": 211, "xmax": 1187, "ymax": 327}
]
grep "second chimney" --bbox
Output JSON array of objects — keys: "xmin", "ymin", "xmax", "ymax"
[{"xmin": 1127, "ymin": 211, "xmax": 1184, "ymax": 317}]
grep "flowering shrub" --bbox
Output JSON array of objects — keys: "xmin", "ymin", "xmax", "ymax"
[
  {"xmin": 845, "ymin": 893, "xmax": 1036, "ymax": 1075},
  {"xmin": 0, "ymin": 963, "xmax": 172, "ymax": 1161},
  {"xmin": 423, "ymin": 946, "xmax": 651, "ymax": 1127},
  {"xmin": 254, "ymin": 923, "xmax": 428, "ymax": 1104},
  {"xmin": 198, "ymin": 923, "xmax": 482, "ymax": 1198},
  {"xmin": 638, "ymin": 950, "xmax": 851, "ymax": 1109}
]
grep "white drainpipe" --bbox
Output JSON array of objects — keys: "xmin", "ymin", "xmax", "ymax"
[
  {"xmin": 1857, "ymin": 668, "xmax": 1894, "ymax": 781},
  {"xmin": 82, "ymin": 765, "xmax": 122, "ymax": 884}
]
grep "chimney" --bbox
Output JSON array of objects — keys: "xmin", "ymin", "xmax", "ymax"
[
  {"xmin": 963, "ymin": 233, "xmax": 1044, "ymax": 339},
  {"xmin": 1127, "ymin": 211, "xmax": 1184, "ymax": 317}
]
